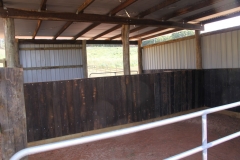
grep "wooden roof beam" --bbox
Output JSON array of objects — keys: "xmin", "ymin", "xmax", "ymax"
[
  {"xmin": 161, "ymin": 0, "xmax": 225, "ymax": 20},
  {"xmin": 108, "ymin": 26, "xmax": 147, "ymax": 40},
  {"xmin": 141, "ymin": 0, "xmax": 240, "ymax": 40},
  {"xmin": 32, "ymin": 0, "xmax": 47, "ymax": 39},
  {"xmin": 121, "ymin": 0, "xmax": 231, "ymax": 40},
  {"xmin": 90, "ymin": 24, "xmax": 121, "ymax": 40},
  {"xmin": 76, "ymin": 0, "xmax": 95, "ymax": 14},
  {"xmin": 109, "ymin": 0, "xmax": 138, "ymax": 16},
  {"xmin": 0, "ymin": 8, "xmax": 204, "ymax": 30},
  {"xmin": 40, "ymin": 0, "xmax": 47, "ymax": 11},
  {"xmin": 53, "ymin": 0, "xmax": 95, "ymax": 40},
  {"xmin": 72, "ymin": 23, "xmax": 100, "ymax": 40},
  {"xmin": 0, "ymin": 0, "xmax": 3, "ymax": 8},
  {"xmin": 138, "ymin": 0, "xmax": 180, "ymax": 18},
  {"xmin": 142, "ymin": 29, "xmax": 181, "ymax": 40},
  {"xmin": 184, "ymin": 0, "xmax": 240, "ymax": 22},
  {"xmin": 32, "ymin": 20, "xmax": 42, "ymax": 39},
  {"xmin": 130, "ymin": 27, "xmax": 165, "ymax": 39},
  {"xmin": 92, "ymin": 0, "xmax": 179, "ymax": 40},
  {"xmin": 73, "ymin": 0, "xmax": 139, "ymax": 40}
]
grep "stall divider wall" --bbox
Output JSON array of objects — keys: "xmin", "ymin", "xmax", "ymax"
[{"xmin": 24, "ymin": 70, "xmax": 203, "ymax": 142}]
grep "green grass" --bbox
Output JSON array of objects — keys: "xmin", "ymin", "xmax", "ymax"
[
  {"xmin": 0, "ymin": 47, "xmax": 139, "ymax": 71},
  {"xmin": 0, "ymin": 49, "xmax": 5, "ymax": 67},
  {"xmin": 87, "ymin": 46, "xmax": 138, "ymax": 71},
  {"xmin": 0, "ymin": 49, "xmax": 5, "ymax": 59}
]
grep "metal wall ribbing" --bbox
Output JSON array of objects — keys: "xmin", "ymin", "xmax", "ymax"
[
  {"xmin": 201, "ymin": 30, "xmax": 240, "ymax": 69},
  {"xmin": 19, "ymin": 44, "xmax": 84, "ymax": 83},
  {"xmin": 142, "ymin": 28, "xmax": 240, "ymax": 71},
  {"xmin": 142, "ymin": 38, "xmax": 196, "ymax": 70}
]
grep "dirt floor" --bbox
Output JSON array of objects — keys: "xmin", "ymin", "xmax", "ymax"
[{"xmin": 1, "ymin": 112, "xmax": 240, "ymax": 160}]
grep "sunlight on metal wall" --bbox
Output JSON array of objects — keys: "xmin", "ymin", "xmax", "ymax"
[
  {"xmin": 142, "ymin": 38, "xmax": 196, "ymax": 70},
  {"xmin": 19, "ymin": 44, "xmax": 84, "ymax": 83},
  {"xmin": 202, "ymin": 30, "xmax": 240, "ymax": 69}
]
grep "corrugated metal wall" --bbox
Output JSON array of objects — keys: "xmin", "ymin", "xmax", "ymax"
[
  {"xmin": 142, "ymin": 37, "xmax": 196, "ymax": 70},
  {"xmin": 19, "ymin": 44, "xmax": 84, "ymax": 83},
  {"xmin": 201, "ymin": 30, "xmax": 240, "ymax": 69},
  {"xmin": 142, "ymin": 28, "xmax": 240, "ymax": 70}
]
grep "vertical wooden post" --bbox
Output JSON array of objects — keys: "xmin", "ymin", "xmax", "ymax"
[
  {"xmin": 138, "ymin": 39, "xmax": 143, "ymax": 74},
  {"xmin": 15, "ymin": 39, "xmax": 20, "ymax": 67},
  {"xmin": 3, "ymin": 18, "xmax": 18, "ymax": 67},
  {"xmin": 0, "ymin": 68, "xmax": 27, "ymax": 160},
  {"xmin": 82, "ymin": 40, "xmax": 88, "ymax": 78},
  {"xmin": 122, "ymin": 25, "xmax": 130, "ymax": 75},
  {"xmin": 195, "ymin": 30, "xmax": 202, "ymax": 69}
]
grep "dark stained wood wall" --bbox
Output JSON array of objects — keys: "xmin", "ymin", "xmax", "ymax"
[
  {"xmin": 24, "ymin": 70, "xmax": 203, "ymax": 142},
  {"xmin": 144, "ymin": 69, "xmax": 240, "ymax": 112},
  {"xmin": 203, "ymin": 69, "xmax": 240, "ymax": 112}
]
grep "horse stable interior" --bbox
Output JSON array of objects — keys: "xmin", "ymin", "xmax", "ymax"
[{"xmin": 1, "ymin": 0, "xmax": 240, "ymax": 159}]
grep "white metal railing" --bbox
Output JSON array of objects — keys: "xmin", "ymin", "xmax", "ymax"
[{"xmin": 10, "ymin": 102, "xmax": 240, "ymax": 160}]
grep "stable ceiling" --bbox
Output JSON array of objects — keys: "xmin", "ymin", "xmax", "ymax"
[{"xmin": 0, "ymin": 0, "xmax": 239, "ymax": 41}]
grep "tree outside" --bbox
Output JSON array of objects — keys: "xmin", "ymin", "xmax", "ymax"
[{"xmin": 142, "ymin": 30, "xmax": 195, "ymax": 46}]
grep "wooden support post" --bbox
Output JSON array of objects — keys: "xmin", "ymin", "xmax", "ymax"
[
  {"xmin": 82, "ymin": 40, "xmax": 88, "ymax": 78},
  {"xmin": 15, "ymin": 39, "xmax": 20, "ymax": 67},
  {"xmin": 138, "ymin": 39, "xmax": 143, "ymax": 74},
  {"xmin": 122, "ymin": 25, "xmax": 130, "ymax": 75},
  {"xmin": 0, "ymin": 68, "xmax": 27, "ymax": 160},
  {"xmin": 195, "ymin": 30, "xmax": 202, "ymax": 69},
  {"xmin": 3, "ymin": 18, "xmax": 18, "ymax": 67}
]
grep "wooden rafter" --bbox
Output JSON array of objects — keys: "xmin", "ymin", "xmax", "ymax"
[
  {"xmin": 93, "ymin": 0, "xmax": 179, "ymax": 40},
  {"xmin": 117, "ymin": 0, "xmax": 231, "ymax": 40},
  {"xmin": 0, "ymin": 8, "xmax": 202, "ymax": 31},
  {"xmin": 53, "ymin": 21, "xmax": 73, "ymax": 40},
  {"xmin": 72, "ymin": 23, "xmax": 100, "ymax": 40},
  {"xmin": 130, "ymin": 27, "xmax": 165, "ymax": 39},
  {"xmin": 142, "ymin": 29, "xmax": 181, "ymax": 40},
  {"xmin": 40, "ymin": 0, "xmax": 47, "ymax": 11},
  {"xmin": 19, "ymin": 39, "xmax": 138, "ymax": 45},
  {"xmin": 108, "ymin": 26, "xmax": 146, "ymax": 40},
  {"xmin": 141, "ymin": 0, "xmax": 240, "ymax": 40},
  {"xmin": 202, "ymin": 11, "xmax": 240, "ymax": 24},
  {"xmin": 91, "ymin": 24, "xmax": 121, "ymax": 40},
  {"xmin": 138, "ymin": 0, "xmax": 180, "ymax": 18},
  {"xmin": 76, "ymin": 0, "xmax": 95, "ymax": 14},
  {"xmin": 109, "ymin": 0, "xmax": 138, "ymax": 16},
  {"xmin": 184, "ymin": 0, "xmax": 240, "ymax": 22},
  {"xmin": 73, "ymin": 0, "xmax": 139, "ymax": 40},
  {"xmin": 0, "ymin": 0, "xmax": 3, "ymax": 8},
  {"xmin": 32, "ymin": 0, "xmax": 47, "ymax": 39},
  {"xmin": 161, "ymin": 0, "xmax": 225, "ymax": 20},
  {"xmin": 53, "ymin": 0, "xmax": 95, "ymax": 39},
  {"xmin": 32, "ymin": 20, "xmax": 42, "ymax": 39}
]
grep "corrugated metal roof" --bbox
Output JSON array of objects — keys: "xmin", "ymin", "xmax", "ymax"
[
  {"xmin": 46, "ymin": 0, "xmax": 86, "ymax": 12},
  {"xmin": 84, "ymin": 0, "xmax": 124, "ymax": 15},
  {"xmin": 15, "ymin": 19, "xmax": 38, "ymax": 36},
  {"xmin": 4, "ymin": 0, "xmax": 41, "ymax": 10},
  {"xmin": 37, "ymin": 21, "xmax": 68, "ymax": 36},
  {"xmin": 0, "ymin": 0, "xmax": 240, "ymax": 40},
  {"xmin": 60, "ymin": 22, "xmax": 93, "ymax": 37}
]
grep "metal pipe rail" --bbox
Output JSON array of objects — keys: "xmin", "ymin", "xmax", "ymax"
[
  {"xmin": 11, "ymin": 102, "xmax": 240, "ymax": 160},
  {"xmin": 89, "ymin": 71, "xmax": 138, "ymax": 77}
]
